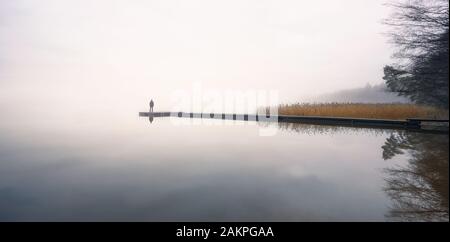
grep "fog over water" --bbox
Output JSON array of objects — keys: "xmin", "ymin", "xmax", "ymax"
[
  {"xmin": 0, "ymin": 117, "xmax": 409, "ymax": 221},
  {"xmin": 2, "ymin": 114, "xmax": 447, "ymax": 221},
  {"xmin": 3, "ymin": 1, "xmax": 446, "ymax": 222}
]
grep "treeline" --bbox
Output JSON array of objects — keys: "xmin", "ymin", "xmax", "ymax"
[{"xmin": 383, "ymin": 0, "xmax": 449, "ymax": 108}]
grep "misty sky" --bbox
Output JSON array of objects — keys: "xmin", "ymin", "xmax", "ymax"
[{"xmin": 1, "ymin": 0, "xmax": 394, "ymax": 113}]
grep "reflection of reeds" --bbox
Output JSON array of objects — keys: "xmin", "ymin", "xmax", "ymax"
[
  {"xmin": 275, "ymin": 103, "xmax": 448, "ymax": 120},
  {"xmin": 258, "ymin": 120, "xmax": 394, "ymax": 136}
]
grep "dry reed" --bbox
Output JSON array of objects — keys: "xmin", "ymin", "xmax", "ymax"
[{"xmin": 273, "ymin": 103, "xmax": 448, "ymax": 120}]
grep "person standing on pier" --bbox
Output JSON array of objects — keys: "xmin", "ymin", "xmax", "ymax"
[{"xmin": 149, "ymin": 99, "xmax": 154, "ymax": 113}]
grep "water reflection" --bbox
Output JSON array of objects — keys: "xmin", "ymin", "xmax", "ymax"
[
  {"xmin": 275, "ymin": 122, "xmax": 449, "ymax": 221},
  {"xmin": 269, "ymin": 121, "xmax": 391, "ymax": 136},
  {"xmin": 382, "ymin": 132, "xmax": 449, "ymax": 221},
  {"xmin": 0, "ymin": 115, "xmax": 447, "ymax": 221}
]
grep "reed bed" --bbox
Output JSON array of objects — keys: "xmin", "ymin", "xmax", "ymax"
[{"xmin": 272, "ymin": 103, "xmax": 448, "ymax": 120}]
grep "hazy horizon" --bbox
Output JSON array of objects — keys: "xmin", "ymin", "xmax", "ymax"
[{"xmin": 1, "ymin": 0, "xmax": 394, "ymax": 114}]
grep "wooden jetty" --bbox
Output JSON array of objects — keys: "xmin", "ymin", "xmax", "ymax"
[{"xmin": 139, "ymin": 111, "xmax": 449, "ymax": 133}]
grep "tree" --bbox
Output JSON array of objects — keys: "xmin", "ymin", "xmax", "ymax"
[{"xmin": 383, "ymin": 0, "xmax": 449, "ymax": 108}]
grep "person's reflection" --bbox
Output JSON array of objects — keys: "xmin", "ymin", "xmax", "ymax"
[
  {"xmin": 148, "ymin": 99, "xmax": 155, "ymax": 123},
  {"xmin": 382, "ymin": 132, "xmax": 449, "ymax": 221}
]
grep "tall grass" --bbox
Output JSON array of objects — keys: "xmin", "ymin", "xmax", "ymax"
[{"xmin": 274, "ymin": 103, "xmax": 448, "ymax": 120}]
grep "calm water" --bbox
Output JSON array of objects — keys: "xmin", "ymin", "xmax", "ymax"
[{"xmin": 0, "ymin": 113, "xmax": 448, "ymax": 221}]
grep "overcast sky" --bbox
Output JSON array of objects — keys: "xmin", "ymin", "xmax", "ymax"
[{"xmin": 1, "ymin": 0, "xmax": 394, "ymax": 113}]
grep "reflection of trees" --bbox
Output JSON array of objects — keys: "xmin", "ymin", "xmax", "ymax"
[
  {"xmin": 382, "ymin": 132, "xmax": 449, "ymax": 221},
  {"xmin": 268, "ymin": 121, "xmax": 448, "ymax": 221}
]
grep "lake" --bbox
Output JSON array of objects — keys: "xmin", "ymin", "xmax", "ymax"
[{"xmin": 0, "ymin": 113, "xmax": 448, "ymax": 221}]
